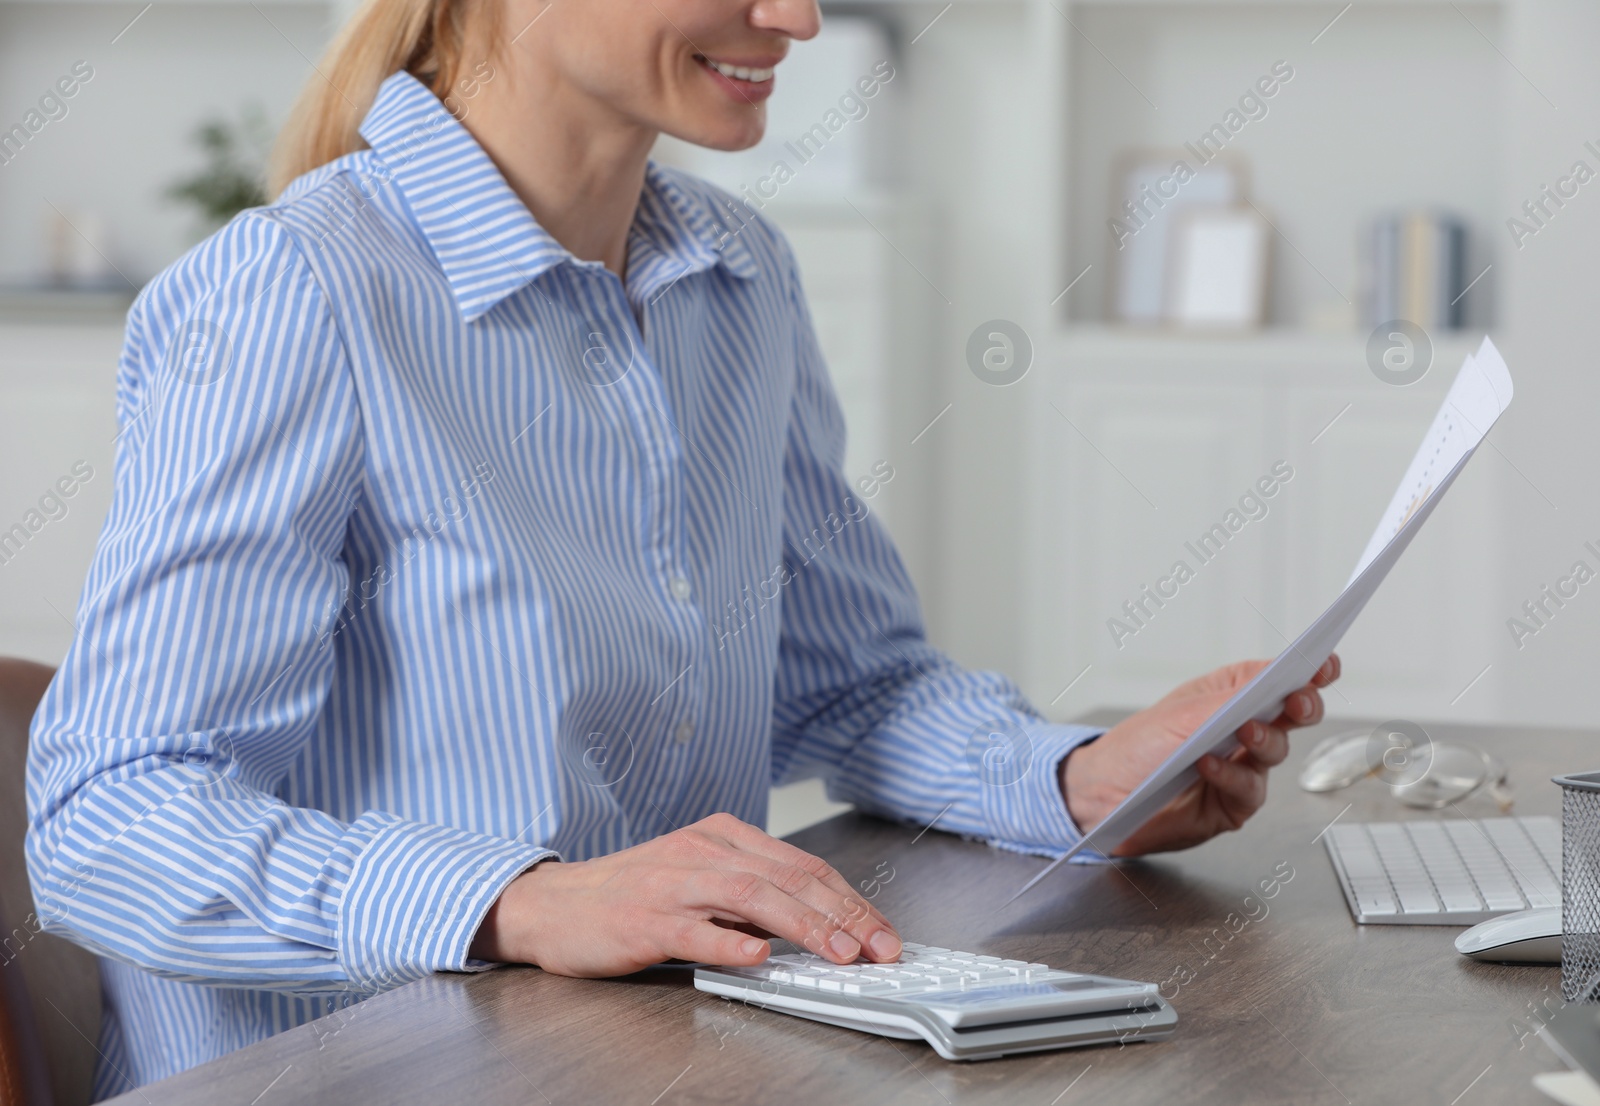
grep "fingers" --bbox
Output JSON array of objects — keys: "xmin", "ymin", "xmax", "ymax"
[
  {"xmin": 1311, "ymin": 653, "xmax": 1341, "ymax": 687},
  {"xmin": 667, "ymin": 917, "xmax": 774, "ymax": 967},
  {"xmin": 714, "ymin": 819, "xmax": 898, "ymax": 935},
  {"xmin": 745, "ymin": 854, "xmax": 902, "ymax": 962},
  {"xmin": 695, "ymin": 869, "xmax": 869, "ymax": 964},
  {"xmin": 1198, "ymin": 753, "xmax": 1268, "ymax": 825},
  {"xmin": 1278, "ymin": 687, "xmax": 1325, "ymax": 728},
  {"xmin": 695, "ymin": 815, "xmax": 901, "ymax": 959},
  {"xmin": 679, "ymin": 815, "xmax": 901, "ymax": 965},
  {"xmin": 1237, "ymin": 720, "xmax": 1289, "ymax": 767}
]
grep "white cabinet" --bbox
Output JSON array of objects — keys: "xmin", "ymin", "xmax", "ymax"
[
  {"xmin": 0, "ymin": 322, "xmax": 123, "ymax": 665},
  {"xmin": 1039, "ymin": 379, "xmax": 1273, "ymax": 693},
  {"xmin": 1022, "ymin": 330, "xmax": 1503, "ymax": 724}
]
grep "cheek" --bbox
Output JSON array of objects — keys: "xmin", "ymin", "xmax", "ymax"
[
  {"xmin": 547, "ymin": 12, "xmax": 683, "ymax": 111},
  {"xmin": 546, "ymin": 5, "xmax": 772, "ymax": 150}
]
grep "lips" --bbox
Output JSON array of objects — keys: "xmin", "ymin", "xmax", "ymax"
[
  {"xmin": 694, "ymin": 54, "xmax": 777, "ymax": 83},
  {"xmin": 693, "ymin": 53, "xmax": 779, "ymax": 104}
]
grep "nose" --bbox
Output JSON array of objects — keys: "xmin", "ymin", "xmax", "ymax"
[{"xmin": 750, "ymin": 0, "xmax": 821, "ymax": 42}]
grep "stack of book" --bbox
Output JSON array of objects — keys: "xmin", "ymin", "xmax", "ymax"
[{"xmin": 1365, "ymin": 211, "xmax": 1469, "ymax": 330}]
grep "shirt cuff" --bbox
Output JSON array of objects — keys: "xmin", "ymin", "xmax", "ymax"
[
  {"xmin": 337, "ymin": 811, "xmax": 557, "ymax": 990},
  {"xmin": 985, "ymin": 723, "xmax": 1112, "ymax": 863}
]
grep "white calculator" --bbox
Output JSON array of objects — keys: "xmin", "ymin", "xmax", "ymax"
[{"xmin": 693, "ymin": 941, "xmax": 1177, "ymax": 1060}]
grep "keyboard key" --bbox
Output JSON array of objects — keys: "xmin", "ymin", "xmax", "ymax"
[
  {"xmin": 1356, "ymin": 891, "xmax": 1398, "ymax": 916},
  {"xmin": 1394, "ymin": 883, "xmax": 1441, "ymax": 914},
  {"xmin": 1437, "ymin": 884, "xmax": 1485, "ymax": 912}
]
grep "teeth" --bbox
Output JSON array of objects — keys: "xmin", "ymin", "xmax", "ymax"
[{"xmin": 704, "ymin": 57, "xmax": 774, "ymax": 83}]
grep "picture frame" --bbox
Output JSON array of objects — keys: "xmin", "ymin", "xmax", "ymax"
[
  {"xmin": 1165, "ymin": 206, "xmax": 1271, "ymax": 331},
  {"xmin": 1107, "ymin": 150, "xmax": 1249, "ymax": 326}
]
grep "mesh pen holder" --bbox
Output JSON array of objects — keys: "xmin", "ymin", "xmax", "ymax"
[{"xmin": 1557, "ymin": 771, "xmax": 1600, "ymax": 1003}]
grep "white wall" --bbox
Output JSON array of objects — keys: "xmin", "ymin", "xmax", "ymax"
[{"xmin": 1492, "ymin": 0, "xmax": 1600, "ymax": 728}]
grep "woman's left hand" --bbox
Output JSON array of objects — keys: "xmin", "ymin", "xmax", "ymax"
[{"xmin": 1058, "ymin": 654, "xmax": 1341, "ymax": 856}]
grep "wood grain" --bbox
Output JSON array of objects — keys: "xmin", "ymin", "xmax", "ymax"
[{"xmin": 104, "ymin": 715, "xmax": 1594, "ymax": 1105}]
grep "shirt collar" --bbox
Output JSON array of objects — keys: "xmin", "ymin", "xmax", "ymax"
[{"xmin": 353, "ymin": 70, "xmax": 758, "ymax": 323}]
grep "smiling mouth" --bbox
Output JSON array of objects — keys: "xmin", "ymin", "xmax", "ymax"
[{"xmin": 694, "ymin": 55, "xmax": 776, "ymax": 83}]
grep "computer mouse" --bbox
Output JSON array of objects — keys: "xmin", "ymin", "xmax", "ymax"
[{"xmin": 1455, "ymin": 905, "xmax": 1562, "ymax": 963}]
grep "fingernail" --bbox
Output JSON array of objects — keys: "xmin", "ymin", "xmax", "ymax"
[
  {"xmin": 829, "ymin": 931, "xmax": 860, "ymax": 961},
  {"xmin": 869, "ymin": 931, "xmax": 901, "ymax": 960},
  {"xmin": 1295, "ymin": 693, "xmax": 1311, "ymax": 715},
  {"xmin": 740, "ymin": 937, "xmax": 767, "ymax": 959}
]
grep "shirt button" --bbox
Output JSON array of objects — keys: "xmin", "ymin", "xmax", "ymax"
[
  {"xmin": 674, "ymin": 718, "xmax": 694, "ymax": 744},
  {"xmin": 669, "ymin": 576, "xmax": 692, "ymax": 601}
]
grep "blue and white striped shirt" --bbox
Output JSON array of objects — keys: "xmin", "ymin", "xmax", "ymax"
[{"xmin": 25, "ymin": 70, "xmax": 1100, "ymax": 1097}]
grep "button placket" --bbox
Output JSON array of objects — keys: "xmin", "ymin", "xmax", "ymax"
[{"xmin": 590, "ymin": 271, "xmax": 711, "ymax": 825}]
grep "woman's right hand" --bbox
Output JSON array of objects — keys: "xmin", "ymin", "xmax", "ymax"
[{"xmin": 468, "ymin": 813, "xmax": 903, "ymax": 976}]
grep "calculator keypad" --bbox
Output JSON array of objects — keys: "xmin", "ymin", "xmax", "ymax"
[{"xmin": 741, "ymin": 942, "xmax": 1082, "ymax": 997}]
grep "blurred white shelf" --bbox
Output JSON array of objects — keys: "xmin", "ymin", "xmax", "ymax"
[
  {"xmin": 1059, "ymin": 1, "xmax": 1503, "ymax": 330},
  {"xmin": 0, "ymin": 287, "xmax": 134, "ymax": 324},
  {"xmin": 1055, "ymin": 324, "xmax": 1485, "ymax": 379}
]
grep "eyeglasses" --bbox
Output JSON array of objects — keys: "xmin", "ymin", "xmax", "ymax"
[{"xmin": 1298, "ymin": 723, "xmax": 1513, "ymax": 812}]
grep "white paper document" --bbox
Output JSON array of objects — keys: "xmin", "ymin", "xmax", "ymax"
[{"xmin": 1012, "ymin": 337, "xmax": 1514, "ymax": 900}]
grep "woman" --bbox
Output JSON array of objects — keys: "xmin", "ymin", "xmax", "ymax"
[{"xmin": 25, "ymin": 0, "xmax": 1337, "ymax": 1095}]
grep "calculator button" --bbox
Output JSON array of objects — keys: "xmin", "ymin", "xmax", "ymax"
[
  {"xmin": 842, "ymin": 981, "xmax": 898, "ymax": 995},
  {"xmin": 966, "ymin": 970, "xmax": 1015, "ymax": 983}
]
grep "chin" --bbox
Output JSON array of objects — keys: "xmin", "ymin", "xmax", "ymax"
[{"xmin": 668, "ymin": 114, "xmax": 767, "ymax": 154}]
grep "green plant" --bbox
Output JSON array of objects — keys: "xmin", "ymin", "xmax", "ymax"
[{"xmin": 165, "ymin": 105, "xmax": 272, "ymax": 229}]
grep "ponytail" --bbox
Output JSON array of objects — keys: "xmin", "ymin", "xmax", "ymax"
[{"xmin": 267, "ymin": 0, "xmax": 499, "ymax": 199}]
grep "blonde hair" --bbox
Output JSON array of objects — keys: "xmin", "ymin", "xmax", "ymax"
[{"xmin": 267, "ymin": 0, "xmax": 500, "ymax": 199}]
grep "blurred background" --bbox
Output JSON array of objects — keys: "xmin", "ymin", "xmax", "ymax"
[{"xmin": 1, "ymin": 0, "xmax": 1596, "ymax": 835}]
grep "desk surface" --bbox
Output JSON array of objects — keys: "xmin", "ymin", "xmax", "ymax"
[{"xmin": 108, "ymin": 715, "xmax": 1592, "ymax": 1105}]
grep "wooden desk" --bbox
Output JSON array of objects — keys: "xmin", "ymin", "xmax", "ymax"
[{"xmin": 108, "ymin": 716, "xmax": 1594, "ymax": 1105}]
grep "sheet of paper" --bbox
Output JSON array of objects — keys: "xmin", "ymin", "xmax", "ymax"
[
  {"xmin": 1011, "ymin": 337, "xmax": 1513, "ymax": 901},
  {"xmin": 1348, "ymin": 340, "xmax": 1513, "ymax": 583}
]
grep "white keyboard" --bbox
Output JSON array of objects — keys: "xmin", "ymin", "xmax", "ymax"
[
  {"xmin": 1323, "ymin": 815, "xmax": 1561, "ymax": 924},
  {"xmin": 693, "ymin": 941, "xmax": 1176, "ymax": 1061}
]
